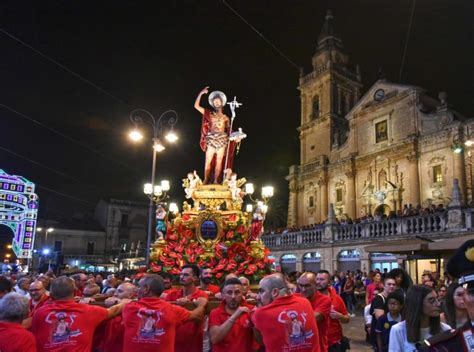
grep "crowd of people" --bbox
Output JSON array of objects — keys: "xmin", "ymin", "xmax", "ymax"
[
  {"xmin": 0, "ymin": 239, "xmax": 472, "ymax": 352},
  {"xmin": 265, "ymin": 203, "xmax": 447, "ymax": 236}
]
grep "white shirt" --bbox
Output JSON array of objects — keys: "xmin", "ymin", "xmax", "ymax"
[{"xmin": 388, "ymin": 321, "xmax": 451, "ymax": 352}]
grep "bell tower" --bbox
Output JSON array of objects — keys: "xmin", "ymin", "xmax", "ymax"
[
  {"xmin": 288, "ymin": 10, "xmax": 363, "ymax": 227},
  {"xmin": 298, "ymin": 10, "xmax": 363, "ymax": 164}
]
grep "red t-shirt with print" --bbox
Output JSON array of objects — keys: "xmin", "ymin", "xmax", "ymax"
[
  {"xmin": 308, "ymin": 291, "xmax": 332, "ymax": 352},
  {"xmin": 0, "ymin": 321, "xmax": 37, "ymax": 352},
  {"xmin": 252, "ymin": 294, "xmax": 320, "ymax": 352},
  {"xmin": 122, "ymin": 297, "xmax": 191, "ymax": 352},
  {"xmin": 208, "ymin": 301, "xmax": 254, "ymax": 352},
  {"xmin": 326, "ymin": 287, "xmax": 348, "ymax": 347},
  {"xmin": 165, "ymin": 288, "xmax": 208, "ymax": 352},
  {"xmin": 31, "ymin": 299, "xmax": 108, "ymax": 352}
]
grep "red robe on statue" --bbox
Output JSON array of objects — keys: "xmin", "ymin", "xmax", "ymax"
[{"xmin": 200, "ymin": 109, "xmax": 237, "ymax": 183}]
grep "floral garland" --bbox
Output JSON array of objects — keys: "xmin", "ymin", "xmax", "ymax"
[{"xmin": 149, "ymin": 216, "xmax": 274, "ymax": 283}]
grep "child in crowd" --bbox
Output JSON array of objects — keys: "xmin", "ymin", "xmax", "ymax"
[{"xmin": 375, "ymin": 291, "xmax": 404, "ymax": 352}]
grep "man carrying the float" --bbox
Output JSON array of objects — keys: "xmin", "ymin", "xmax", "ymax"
[{"xmin": 194, "ymin": 86, "xmax": 244, "ymax": 184}]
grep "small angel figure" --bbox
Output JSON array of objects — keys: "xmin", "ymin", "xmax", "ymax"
[
  {"xmin": 250, "ymin": 206, "xmax": 265, "ymax": 240},
  {"xmin": 223, "ymin": 168, "xmax": 246, "ymax": 200},
  {"xmin": 183, "ymin": 170, "xmax": 202, "ymax": 199},
  {"xmin": 155, "ymin": 204, "xmax": 167, "ymax": 240}
]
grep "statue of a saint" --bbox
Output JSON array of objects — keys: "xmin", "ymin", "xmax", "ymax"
[{"xmin": 194, "ymin": 86, "xmax": 243, "ymax": 184}]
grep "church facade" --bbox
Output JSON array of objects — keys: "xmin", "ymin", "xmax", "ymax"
[{"xmin": 287, "ymin": 11, "xmax": 472, "ymax": 227}]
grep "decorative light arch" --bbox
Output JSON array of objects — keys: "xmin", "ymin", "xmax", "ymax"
[{"xmin": 0, "ymin": 170, "xmax": 38, "ymax": 258}]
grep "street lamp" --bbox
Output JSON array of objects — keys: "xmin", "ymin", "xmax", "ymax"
[
  {"xmin": 36, "ymin": 227, "xmax": 54, "ymax": 246},
  {"xmin": 143, "ymin": 180, "xmax": 171, "ymax": 203},
  {"xmin": 245, "ymin": 183, "xmax": 274, "ymax": 214},
  {"xmin": 129, "ymin": 108, "xmax": 179, "ymax": 264}
]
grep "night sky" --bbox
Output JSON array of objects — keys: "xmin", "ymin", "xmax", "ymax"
[{"xmin": 0, "ymin": 0, "xmax": 472, "ymax": 227}]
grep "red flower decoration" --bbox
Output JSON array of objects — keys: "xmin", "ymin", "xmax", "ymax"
[
  {"xmin": 245, "ymin": 264, "xmax": 258, "ymax": 275},
  {"xmin": 215, "ymin": 272, "xmax": 223, "ymax": 279},
  {"xmin": 182, "ymin": 214, "xmax": 191, "ymax": 221},
  {"xmin": 150, "ymin": 263, "xmax": 162, "ymax": 272},
  {"xmin": 237, "ymin": 224, "xmax": 246, "ymax": 234},
  {"xmin": 228, "ymin": 214, "xmax": 237, "ymax": 222},
  {"xmin": 226, "ymin": 230, "xmax": 235, "ymax": 240}
]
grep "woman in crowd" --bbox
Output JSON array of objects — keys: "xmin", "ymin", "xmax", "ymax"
[
  {"xmin": 388, "ymin": 268, "xmax": 413, "ymax": 298},
  {"xmin": 343, "ymin": 272, "xmax": 356, "ymax": 316},
  {"xmin": 366, "ymin": 271, "xmax": 383, "ymax": 305},
  {"xmin": 388, "ymin": 285, "xmax": 451, "ymax": 351},
  {"xmin": 333, "ymin": 275, "xmax": 342, "ymax": 294},
  {"xmin": 441, "ymin": 282, "xmax": 469, "ymax": 328}
]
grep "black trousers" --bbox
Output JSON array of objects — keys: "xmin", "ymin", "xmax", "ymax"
[{"xmin": 328, "ymin": 342, "xmax": 344, "ymax": 352}]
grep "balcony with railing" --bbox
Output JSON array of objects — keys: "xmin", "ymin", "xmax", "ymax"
[{"xmin": 262, "ymin": 207, "xmax": 474, "ymax": 250}]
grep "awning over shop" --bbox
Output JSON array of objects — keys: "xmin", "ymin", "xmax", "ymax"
[
  {"xmin": 428, "ymin": 234, "xmax": 474, "ymax": 251},
  {"xmin": 365, "ymin": 239, "xmax": 429, "ymax": 253}
]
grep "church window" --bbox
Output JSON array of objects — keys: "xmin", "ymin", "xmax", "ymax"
[
  {"xmin": 433, "ymin": 165, "xmax": 443, "ymax": 183},
  {"xmin": 309, "ymin": 196, "xmax": 314, "ymax": 208},
  {"xmin": 336, "ymin": 188, "xmax": 343, "ymax": 202},
  {"xmin": 310, "ymin": 145, "xmax": 315, "ymax": 150},
  {"xmin": 375, "ymin": 120, "xmax": 388, "ymax": 143},
  {"xmin": 312, "ymin": 95, "xmax": 320, "ymax": 118}
]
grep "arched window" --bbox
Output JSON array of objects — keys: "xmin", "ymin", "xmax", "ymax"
[{"xmin": 309, "ymin": 196, "xmax": 314, "ymax": 208}]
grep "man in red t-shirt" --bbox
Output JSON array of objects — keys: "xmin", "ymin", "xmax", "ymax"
[
  {"xmin": 29, "ymin": 280, "xmax": 50, "ymax": 315},
  {"xmin": 96, "ymin": 282, "xmax": 138, "ymax": 352},
  {"xmin": 316, "ymin": 270, "xmax": 350, "ymax": 352},
  {"xmin": 31, "ymin": 275, "xmax": 127, "ymax": 352},
  {"xmin": 122, "ymin": 274, "xmax": 207, "ymax": 352},
  {"xmin": 0, "ymin": 292, "xmax": 36, "ymax": 352},
  {"xmin": 298, "ymin": 272, "xmax": 331, "ymax": 352},
  {"xmin": 165, "ymin": 264, "xmax": 209, "ymax": 352},
  {"xmin": 71, "ymin": 273, "xmax": 87, "ymax": 297},
  {"xmin": 200, "ymin": 266, "xmax": 220, "ymax": 295},
  {"xmin": 209, "ymin": 278, "xmax": 254, "ymax": 352},
  {"xmin": 252, "ymin": 273, "xmax": 320, "ymax": 352}
]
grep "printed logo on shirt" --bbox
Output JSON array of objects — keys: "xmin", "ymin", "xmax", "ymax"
[
  {"xmin": 134, "ymin": 308, "xmax": 165, "ymax": 342},
  {"xmin": 44, "ymin": 311, "xmax": 82, "ymax": 346},
  {"xmin": 278, "ymin": 310, "xmax": 314, "ymax": 349}
]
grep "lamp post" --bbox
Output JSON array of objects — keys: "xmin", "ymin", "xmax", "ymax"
[
  {"xmin": 244, "ymin": 183, "xmax": 274, "ymax": 215},
  {"xmin": 129, "ymin": 109, "xmax": 178, "ymax": 264}
]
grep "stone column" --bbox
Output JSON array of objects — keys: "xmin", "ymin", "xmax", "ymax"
[
  {"xmin": 319, "ymin": 176, "xmax": 328, "ymax": 221},
  {"xmin": 288, "ymin": 183, "xmax": 299, "ymax": 227},
  {"xmin": 407, "ymin": 152, "xmax": 421, "ymax": 206},
  {"xmin": 453, "ymin": 150, "xmax": 467, "ymax": 204},
  {"xmin": 345, "ymin": 169, "xmax": 356, "ymax": 219}
]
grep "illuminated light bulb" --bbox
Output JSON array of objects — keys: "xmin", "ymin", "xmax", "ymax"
[
  {"xmin": 245, "ymin": 183, "xmax": 254, "ymax": 194},
  {"xmin": 129, "ymin": 129, "xmax": 143, "ymax": 141},
  {"xmin": 169, "ymin": 203, "xmax": 179, "ymax": 213},
  {"xmin": 161, "ymin": 180, "xmax": 170, "ymax": 191},
  {"xmin": 165, "ymin": 131, "xmax": 179, "ymax": 143},
  {"xmin": 143, "ymin": 183, "xmax": 153, "ymax": 195}
]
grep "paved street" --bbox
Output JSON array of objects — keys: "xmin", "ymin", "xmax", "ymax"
[{"xmin": 342, "ymin": 313, "xmax": 372, "ymax": 352}]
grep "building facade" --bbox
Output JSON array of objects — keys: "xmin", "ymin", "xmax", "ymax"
[
  {"xmin": 287, "ymin": 11, "xmax": 472, "ymax": 227},
  {"xmin": 269, "ymin": 11, "xmax": 474, "ymax": 279}
]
